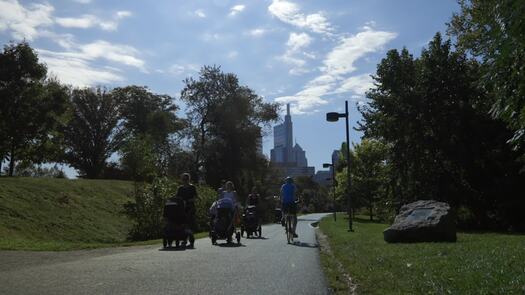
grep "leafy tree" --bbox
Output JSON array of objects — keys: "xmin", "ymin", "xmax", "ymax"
[
  {"xmin": 120, "ymin": 135, "xmax": 157, "ymax": 182},
  {"xmin": 62, "ymin": 87, "xmax": 125, "ymax": 178},
  {"xmin": 113, "ymin": 86, "xmax": 185, "ymax": 178},
  {"xmin": 180, "ymin": 65, "xmax": 279, "ymax": 191},
  {"xmin": 359, "ymin": 33, "xmax": 525, "ymax": 229},
  {"xmin": 350, "ymin": 140, "xmax": 389, "ymax": 221},
  {"xmin": 0, "ymin": 42, "xmax": 69, "ymax": 176},
  {"xmin": 448, "ymin": 0, "xmax": 525, "ymax": 160}
]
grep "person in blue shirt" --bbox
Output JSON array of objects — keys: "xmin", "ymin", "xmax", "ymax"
[{"xmin": 281, "ymin": 176, "xmax": 298, "ymax": 238}]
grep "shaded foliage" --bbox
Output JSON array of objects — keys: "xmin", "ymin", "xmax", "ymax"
[
  {"xmin": 448, "ymin": 0, "xmax": 525, "ymax": 161},
  {"xmin": 0, "ymin": 42, "xmax": 69, "ymax": 176},
  {"xmin": 123, "ymin": 178, "xmax": 216, "ymax": 240},
  {"xmin": 62, "ymin": 87, "xmax": 125, "ymax": 178},
  {"xmin": 180, "ymin": 65, "xmax": 279, "ymax": 193},
  {"xmin": 358, "ymin": 33, "xmax": 525, "ymax": 229}
]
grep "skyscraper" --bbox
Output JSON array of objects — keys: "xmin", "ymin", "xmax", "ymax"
[{"xmin": 270, "ymin": 103, "xmax": 315, "ymax": 178}]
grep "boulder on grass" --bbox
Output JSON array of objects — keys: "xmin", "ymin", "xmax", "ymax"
[{"xmin": 384, "ymin": 200, "xmax": 456, "ymax": 243}]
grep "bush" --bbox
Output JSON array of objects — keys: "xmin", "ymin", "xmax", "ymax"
[
  {"xmin": 194, "ymin": 186, "xmax": 218, "ymax": 231},
  {"xmin": 123, "ymin": 178, "xmax": 175, "ymax": 240},
  {"xmin": 123, "ymin": 177, "xmax": 217, "ymax": 241}
]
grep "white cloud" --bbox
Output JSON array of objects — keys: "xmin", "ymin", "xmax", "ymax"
[
  {"xmin": 227, "ymin": 51, "xmax": 239, "ymax": 59},
  {"xmin": 275, "ymin": 28, "xmax": 396, "ymax": 113},
  {"xmin": 229, "ymin": 4, "xmax": 245, "ymax": 16},
  {"xmin": 35, "ymin": 39, "xmax": 146, "ymax": 86},
  {"xmin": 0, "ymin": 0, "xmax": 54, "ymax": 40},
  {"xmin": 167, "ymin": 63, "xmax": 200, "ymax": 76},
  {"xmin": 247, "ymin": 28, "xmax": 266, "ymax": 37},
  {"xmin": 194, "ymin": 9, "xmax": 206, "ymax": 18},
  {"xmin": 286, "ymin": 32, "xmax": 312, "ymax": 51},
  {"xmin": 55, "ymin": 11, "xmax": 132, "ymax": 31},
  {"xmin": 79, "ymin": 41, "xmax": 146, "ymax": 71},
  {"xmin": 38, "ymin": 49, "xmax": 124, "ymax": 87},
  {"xmin": 116, "ymin": 11, "xmax": 132, "ymax": 19},
  {"xmin": 322, "ymin": 29, "xmax": 397, "ymax": 76},
  {"xmin": 268, "ymin": 0, "xmax": 333, "ymax": 35},
  {"xmin": 279, "ymin": 32, "xmax": 313, "ymax": 75},
  {"xmin": 72, "ymin": 0, "xmax": 92, "ymax": 4},
  {"xmin": 334, "ymin": 74, "xmax": 374, "ymax": 96}
]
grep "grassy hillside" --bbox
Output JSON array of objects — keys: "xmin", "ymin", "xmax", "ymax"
[{"xmin": 0, "ymin": 177, "xmax": 136, "ymax": 250}]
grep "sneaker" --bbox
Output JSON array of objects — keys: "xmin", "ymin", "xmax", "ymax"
[{"xmin": 293, "ymin": 233, "xmax": 298, "ymax": 238}]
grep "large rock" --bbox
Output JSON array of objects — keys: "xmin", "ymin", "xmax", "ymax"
[{"xmin": 384, "ymin": 200, "xmax": 456, "ymax": 243}]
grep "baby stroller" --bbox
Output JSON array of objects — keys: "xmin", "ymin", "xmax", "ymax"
[
  {"xmin": 241, "ymin": 205, "xmax": 261, "ymax": 238},
  {"xmin": 274, "ymin": 208, "xmax": 282, "ymax": 224},
  {"xmin": 163, "ymin": 197, "xmax": 195, "ymax": 248},
  {"xmin": 210, "ymin": 198, "xmax": 241, "ymax": 245}
]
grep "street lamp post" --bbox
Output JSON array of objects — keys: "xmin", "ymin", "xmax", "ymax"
[
  {"xmin": 326, "ymin": 100, "xmax": 353, "ymax": 232},
  {"xmin": 323, "ymin": 162, "xmax": 336, "ymax": 221}
]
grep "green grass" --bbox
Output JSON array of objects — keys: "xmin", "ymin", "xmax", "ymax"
[
  {"xmin": 319, "ymin": 215, "xmax": 525, "ymax": 295},
  {"xmin": 0, "ymin": 177, "xmax": 208, "ymax": 251},
  {"xmin": 0, "ymin": 177, "xmax": 138, "ymax": 250}
]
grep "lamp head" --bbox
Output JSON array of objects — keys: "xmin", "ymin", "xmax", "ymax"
[{"xmin": 326, "ymin": 112, "xmax": 340, "ymax": 122}]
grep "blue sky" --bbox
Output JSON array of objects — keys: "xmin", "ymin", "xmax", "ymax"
[{"xmin": 0, "ymin": 0, "xmax": 459, "ymax": 177}]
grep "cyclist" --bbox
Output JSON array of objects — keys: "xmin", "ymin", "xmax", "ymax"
[{"xmin": 281, "ymin": 176, "xmax": 298, "ymax": 238}]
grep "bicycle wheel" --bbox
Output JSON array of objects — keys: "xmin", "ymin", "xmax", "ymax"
[{"xmin": 286, "ymin": 215, "xmax": 293, "ymax": 244}]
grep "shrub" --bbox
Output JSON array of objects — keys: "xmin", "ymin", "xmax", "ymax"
[{"xmin": 124, "ymin": 177, "xmax": 217, "ymax": 241}]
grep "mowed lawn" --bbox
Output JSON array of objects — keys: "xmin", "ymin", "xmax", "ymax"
[{"xmin": 319, "ymin": 215, "xmax": 525, "ymax": 295}]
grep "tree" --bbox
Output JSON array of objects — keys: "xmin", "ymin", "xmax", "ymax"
[
  {"xmin": 359, "ymin": 33, "xmax": 525, "ymax": 229},
  {"xmin": 448, "ymin": 0, "xmax": 525, "ymax": 162},
  {"xmin": 0, "ymin": 42, "xmax": 69, "ymax": 176},
  {"xmin": 113, "ymin": 86, "xmax": 185, "ymax": 178},
  {"xmin": 120, "ymin": 135, "xmax": 157, "ymax": 182},
  {"xmin": 180, "ymin": 65, "xmax": 279, "ymax": 190},
  {"xmin": 350, "ymin": 140, "xmax": 389, "ymax": 221},
  {"xmin": 62, "ymin": 87, "xmax": 125, "ymax": 178}
]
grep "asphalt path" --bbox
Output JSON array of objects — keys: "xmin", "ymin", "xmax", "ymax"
[{"xmin": 0, "ymin": 213, "xmax": 330, "ymax": 295}]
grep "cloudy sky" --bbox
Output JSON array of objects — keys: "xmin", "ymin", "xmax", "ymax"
[{"xmin": 0, "ymin": 0, "xmax": 459, "ymax": 175}]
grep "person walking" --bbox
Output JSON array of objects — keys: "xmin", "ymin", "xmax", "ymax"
[{"xmin": 176, "ymin": 173, "xmax": 198, "ymax": 231}]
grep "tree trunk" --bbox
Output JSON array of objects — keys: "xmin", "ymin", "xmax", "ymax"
[
  {"xmin": 8, "ymin": 142, "xmax": 15, "ymax": 177},
  {"xmin": 369, "ymin": 205, "xmax": 373, "ymax": 221}
]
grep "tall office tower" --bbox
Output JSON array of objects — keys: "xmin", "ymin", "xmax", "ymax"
[{"xmin": 270, "ymin": 103, "xmax": 315, "ymax": 178}]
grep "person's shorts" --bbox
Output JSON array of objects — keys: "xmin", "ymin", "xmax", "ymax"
[{"xmin": 282, "ymin": 202, "xmax": 297, "ymax": 215}]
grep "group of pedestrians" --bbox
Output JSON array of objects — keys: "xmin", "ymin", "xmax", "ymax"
[{"xmin": 164, "ymin": 173, "xmax": 299, "ymax": 248}]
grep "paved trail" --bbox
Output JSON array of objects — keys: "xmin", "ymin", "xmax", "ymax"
[{"xmin": 0, "ymin": 213, "xmax": 329, "ymax": 295}]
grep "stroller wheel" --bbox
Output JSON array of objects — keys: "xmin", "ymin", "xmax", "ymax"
[{"xmin": 189, "ymin": 235, "xmax": 195, "ymax": 248}]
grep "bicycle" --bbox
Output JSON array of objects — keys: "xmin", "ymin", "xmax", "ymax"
[
  {"xmin": 284, "ymin": 211, "xmax": 295, "ymax": 244},
  {"xmin": 283, "ymin": 200, "xmax": 299, "ymax": 244}
]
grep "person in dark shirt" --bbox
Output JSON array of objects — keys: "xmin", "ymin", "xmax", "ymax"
[
  {"xmin": 247, "ymin": 186, "xmax": 259, "ymax": 207},
  {"xmin": 176, "ymin": 173, "xmax": 198, "ymax": 231},
  {"xmin": 246, "ymin": 186, "xmax": 261, "ymax": 226}
]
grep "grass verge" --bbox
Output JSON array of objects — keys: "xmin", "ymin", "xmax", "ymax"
[
  {"xmin": 0, "ymin": 177, "xmax": 209, "ymax": 251},
  {"xmin": 319, "ymin": 214, "xmax": 525, "ymax": 294}
]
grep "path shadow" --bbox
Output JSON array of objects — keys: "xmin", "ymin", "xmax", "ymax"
[
  {"xmin": 290, "ymin": 241, "xmax": 318, "ymax": 248},
  {"xmin": 159, "ymin": 247, "xmax": 187, "ymax": 252},
  {"xmin": 297, "ymin": 218, "xmax": 321, "ymax": 222},
  {"xmin": 215, "ymin": 242, "xmax": 246, "ymax": 248},
  {"xmin": 243, "ymin": 235, "xmax": 268, "ymax": 240}
]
